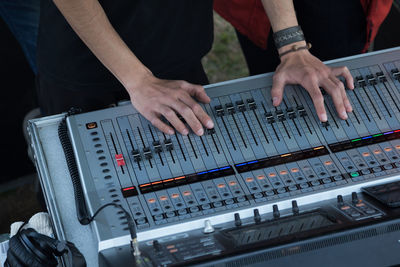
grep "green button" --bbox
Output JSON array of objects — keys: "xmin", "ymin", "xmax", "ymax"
[{"xmin": 350, "ymin": 172, "xmax": 359, "ymax": 177}]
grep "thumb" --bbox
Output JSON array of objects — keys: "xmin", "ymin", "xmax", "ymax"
[{"xmin": 271, "ymin": 73, "xmax": 286, "ymax": 106}]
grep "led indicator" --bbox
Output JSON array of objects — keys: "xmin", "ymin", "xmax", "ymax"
[
  {"xmin": 350, "ymin": 172, "xmax": 359, "ymax": 177},
  {"xmin": 351, "ymin": 138, "xmax": 361, "ymax": 142},
  {"xmin": 122, "ymin": 186, "xmax": 135, "ymax": 191}
]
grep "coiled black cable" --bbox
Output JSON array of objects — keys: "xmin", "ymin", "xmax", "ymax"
[
  {"xmin": 58, "ymin": 113, "xmax": 90, "ymax": 225},
  {"xmin": 58, "ymin": 109, "xmax": 136, "ymax": 241}
]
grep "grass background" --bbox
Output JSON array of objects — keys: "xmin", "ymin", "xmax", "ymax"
[{"xmin": 202, "ymin": 13, "xmax": 249, "ymax": 83}]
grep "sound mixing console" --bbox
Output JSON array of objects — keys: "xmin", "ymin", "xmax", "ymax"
[{"xmin": 65, "ymin": 48, "xmax": 400, "ymax": 266}]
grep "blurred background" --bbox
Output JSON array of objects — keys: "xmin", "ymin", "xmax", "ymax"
[{"xmin": 1, "ymin": 4, "xmax": 400, "ymax": 234}]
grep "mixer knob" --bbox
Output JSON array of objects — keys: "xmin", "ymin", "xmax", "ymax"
[
  {"xmin": 273, "ymin": 204, "xmax": 280, "ymax": 219},
  {"xmin": 226, "ymin": 103, "xmax": 236, "ymax": 114},
  {"xmin": 214, "ymin": 105, "xmax": 225, "ymax": 116},
  {"xmin": 234, "ymin": 213, "xmax": 242, "ymax": 227},
  {"xmin": 391, "ymin": 68, "xmax": 400, "ymax": 80},
  {"xmin": 247, "ymin": 98, "xmax": 257, "ymax": 110},
  {"xmin": 337, "ymin": 195, "xmax": 344, "ymax": 207},
  {"xmin": 153, "ymin": 240, "xmax": 161, "ymax": 252},
  {"xmin": 265, "ymin": 112, "xmax": 275, "ymax": 123},
  {"xmin": 253, "ymin": 209, "xmax": 261, "ymax": 224},
  {"xmin": 132, "ymin": 149, "xmax": 141, "ymax": 162},
  {"xmin": 203, "ymin": 220, "xmax": 215, "ymax": 234},
  {"xmin": 143, "ymin": 147, "xmax": 152, "ymax": 159},
  {"xmin": 356, "ymin": 76, "xmax": 366, "ymax": 86},
  {"xmin": 206, "ymin": 128, "xmax": 215, "ymax": 135},
  {"xmin": 366, "ymin": 74, "xmax": 377, "ymax": 85},
  {"xmin": 286, "ymin": 107, "xmax": 296, "ymax": 119},
  {"xmin": 292, "ymin": 200, "xmax": 299, "ymax": 215},
  {"xmin": 376, "ymin": 71, "xmax": 387, "ymax": 82},
  {"xmin": 153, "ymin": 141, "xmax": 162, "ymax": 153},
  {"xmin": 351, "ymin": 192, "xmax": 359, "ymax": 205},
  {"xmin": 164, "ymin": 139, "xmax": 174, "ymax": 151},
  {"xmin": 297, "ymin": 105, "xmax": 307, "ymax": 117},
  {"xmin": 321, "ymin": 121, "xmax": 330, "ymax": 128},
  {"xmin": 276, "ymin": 110, "xmax": 285, "ymax": 121},
  {"xmin": 236, "ymin": 100, "xmax": 246, "ymax": 111}
]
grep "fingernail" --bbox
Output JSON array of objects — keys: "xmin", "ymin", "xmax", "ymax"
[
  {"xmin": 167, "ymin": 129, "xmax": 174, "ymax": 135},
  {"xmin": 272, "ymin": 97, "xmax": 278, "ymax": 106},
  {"xmin": 341, "ymin": 111, "xmax": 348, "ymax": 119},
  {"xmin": 206, "ymin": 120, "xmax": 214, "ymax": 129},
  {"xmin": 182, "ymin": 128, "xmax": 189, "ymax": 135},
  {"xmin": 197, "ymin": 128, "xmax": 204, "ymax": 136},
  {"xmin": 321, "ymin": 113, "xmax": 328, "ymax": 122}
]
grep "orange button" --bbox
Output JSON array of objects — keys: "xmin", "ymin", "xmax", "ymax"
[
  {"xmin": 324, "ymin": 161, "xmax": 333, "ymax": 166},
  {"xmin": 229, "ymin": 181, "xmax": 237, "ymax": 186},
  {"xmin": 362, "ymin": 152, "xmax": 370, "ymax": 157},
  {"xmin": 384, "ymin": 147, "xmax": 392, "ymax": 152},
  {"xmin": 148, "ymin": 198, "xmax": 156, "ymax": 203},
  {"xmin": 217, "ymin": 183, "xmax": 226, "ymax": 188},
  {"xmin": 291, "ymin": 168, "xmax": 299, "ymax": 173},
  {"xmin": 246, "ymin": 177, "xmax": 254, "ymax": 182},
  {"xmin": 257, "ymin": 175, "xmax": 266, "ymax": 180},
  {"xmin": 171, "ymin": 193, "xmax": 179, "ymax": 199},
  {"xmin": 183, "ymin": 191, "xmax": 191, "ymax": 196},
  {"xmin": 280, "ymin": 170, "xmax": 288, "ymax": 175},
  {"xmin": 396, "ymin": 145, "xmax": 400, "ymax": 150},
  {"xmin": 373, "ymin": 150, "xmax": 382, "ymax": 155},
  {"xmin": 169, "ymin": 248, "xmax": 178, "ymax": 253},
  {"xmin": 268, "ymin": 172, "xmax": 276, "ymax": 177},
  {"xmin": 160, "ymin": 195, "xmax": 168, "ymax": 201},
  {"xmin": 340, "ymin": 206, "xmax": 350, "ymax": 210}
]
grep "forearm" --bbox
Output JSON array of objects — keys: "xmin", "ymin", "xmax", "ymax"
[
  {"xmin": 53, "ymin": 0, "xmax": 150, "ymax": 89},
  {"xmin": 261, "ymin": 0, "xmax": 306, "ymax": 53}
]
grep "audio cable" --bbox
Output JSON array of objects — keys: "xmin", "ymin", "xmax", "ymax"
[{"xmin": 58, "ymin": 109, "xmax": 140, "ymax": 258}]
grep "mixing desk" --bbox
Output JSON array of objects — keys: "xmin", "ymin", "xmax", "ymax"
[{"xmin": 63, "ymin": 48, "xmax": 400, "ymax": 266}]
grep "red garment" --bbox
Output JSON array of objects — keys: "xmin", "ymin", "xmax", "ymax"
[{"xmin": 214, "ymin": 0, "xmax": 392, "ymax": 52}]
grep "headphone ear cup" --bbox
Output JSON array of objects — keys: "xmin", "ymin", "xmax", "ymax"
[{"xmin": 6, "ymin": 233, "xmax": 43, "ymax": 267}]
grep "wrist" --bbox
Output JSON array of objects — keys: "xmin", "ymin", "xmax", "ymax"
[
  {"xmin": 278, "ymin": 40, "xmax": 307, "ymax": 54},
  {"xmin": 122, "ymin": 65, "xmax": 153, "ymax": 93}
]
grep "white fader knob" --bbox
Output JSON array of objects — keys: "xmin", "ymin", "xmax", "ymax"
[{"xmin": 203, "ymin": 220, "xmax": 215, "ymax": 234}]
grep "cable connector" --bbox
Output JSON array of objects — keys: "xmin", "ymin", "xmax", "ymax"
[{"xmin": 131, "ymin": 237, "xmax": 141, "ymax": 257}]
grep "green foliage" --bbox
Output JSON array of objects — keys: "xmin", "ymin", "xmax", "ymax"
[{"xmin": 202, "ymin": 13, "xmax": 249, "ymax": 83}]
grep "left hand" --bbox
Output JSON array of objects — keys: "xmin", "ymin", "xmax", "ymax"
[{"xmin": 271, "ymin": 44, "xmax": 354, "ymax": 122}]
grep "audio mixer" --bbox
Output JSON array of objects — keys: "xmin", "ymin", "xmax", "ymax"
[{"xmin": 64, "ymin": 48, "xmax": 400, "ymax": 266}]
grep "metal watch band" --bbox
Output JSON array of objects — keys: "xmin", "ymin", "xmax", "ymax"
[{"xmin": 273, "ymin": 25, "xmax": 305, "ymax": 49}]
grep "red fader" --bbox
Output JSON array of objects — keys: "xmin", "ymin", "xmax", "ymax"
[{"xmin": 115, "ymin": 154, "xmax": 126, "ymax": 166}]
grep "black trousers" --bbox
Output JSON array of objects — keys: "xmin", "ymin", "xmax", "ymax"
[
  {"xmin": 237, "ymin": 0, "xmax": 367, "ymax": 75},
  {"xmin": 37, "ymin": 62, "xmax": 209, "ymax": 116}
]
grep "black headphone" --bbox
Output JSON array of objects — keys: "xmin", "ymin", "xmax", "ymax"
[{"xmin": 5, "ymin": 228, "xmax": 86, "ymax": 267}]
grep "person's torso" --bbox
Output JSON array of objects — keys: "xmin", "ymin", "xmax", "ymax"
[{"xmin": 37, "ymin": 0, "xmax": 214, "ymax": 91}]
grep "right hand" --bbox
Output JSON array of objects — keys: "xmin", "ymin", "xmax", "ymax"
[{"xmin": 127, "ymin": 72, "xmax": 214, "ymax": 136}]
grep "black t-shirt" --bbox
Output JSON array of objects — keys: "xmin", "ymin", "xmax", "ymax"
[{"xmin": 37, "ymin": 0, "xmax": 214, "ymax": 91}]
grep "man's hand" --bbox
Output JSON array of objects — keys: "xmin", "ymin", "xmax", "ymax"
[
  {"xmin": 271, "ymin": 48, "xmax": 354, "ymax": 122},
  {"xmin": 128, "ymin": 72, "xmax": 214, "ymax": 136}
]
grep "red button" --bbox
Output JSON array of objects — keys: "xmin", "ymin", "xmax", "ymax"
[{"xmin": 115, "ymin": 154, "xmax": 126, "ymax": 166}]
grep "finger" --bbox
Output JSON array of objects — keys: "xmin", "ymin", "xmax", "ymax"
[
  {"xmin": 271, "ymin": 72, "xmax": 286, "ymax": 106},
  {"xmin": 335, "ymin": 77, "xmax": 353, "ymax": 113},
  {"xmin": 343, "ymin": 93, "xmax": 353, "ymax": 113},
  {"xmin": 183, "ymin": 83, "xmax": 211, "ymax": 103},
  {"xmin": 306, "ymin": 82, "xmax": 327, "ymax": 122},
  {"xmin": 322, "ymin": 77, "xmax": 348, "ymax": 120},
  {"xmin": 170, "ymin": 99, "xmax": 204, "ymax": 136},
  {"xmin": 331, "ymin": 66, "xmax": 354, "ymax": 90},
  {"xmin": 161, "ymin": 106, "xmax": 189, "ymax": 135},
  {"xmin": 180, "ymin": 94, "xmax": 214, "ymax": 129},
  {"xmin": 149, "ymin": 115, "xmax": 175, "ymax": 135}
]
